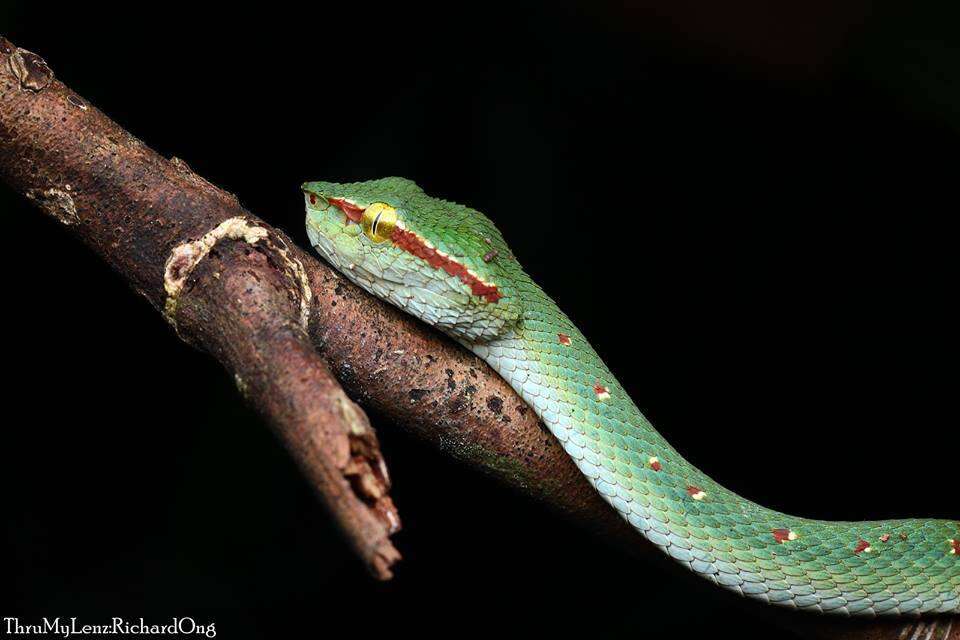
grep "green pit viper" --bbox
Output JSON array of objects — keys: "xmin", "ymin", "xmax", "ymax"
[{"xmin": 303, "ymin": 177, "xmax": 959, "ymax": 617}]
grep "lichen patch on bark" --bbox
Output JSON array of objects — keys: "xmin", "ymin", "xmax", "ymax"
[
  {"xmin": 25, "ymin": 188, "xmax": 79, "ymax": 225},
  {"xmin": 163, "ymin": 214, "xmax": 313, "ymax": 329},
  {"xmin": 164, "ymin": 216, "xmax": 269, "ymax": 322},
  {"xmin": 162, "ymin": 217, "xmax": 312, "ymax": 329},
  {"xmin": 265, "ymin": 232, "xmax": 313, "ymax": 329}
]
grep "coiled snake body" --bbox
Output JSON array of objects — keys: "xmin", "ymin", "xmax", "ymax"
[{"xmin": 304, "ymin": 177, "xmax": 959, "ymax": 616}]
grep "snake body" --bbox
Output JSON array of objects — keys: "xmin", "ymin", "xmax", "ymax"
[{"xmin": 304, "ymin": 177, "xmax": 959, "ymax": 616}]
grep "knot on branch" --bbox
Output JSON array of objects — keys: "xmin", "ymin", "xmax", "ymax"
[
  {"xmin": 6, "ymin": 44, "xmax": 53, "ymax": 92},
  {"xmin": 163, "ymin": 216, "xmax": 312, "ymax": 328}
]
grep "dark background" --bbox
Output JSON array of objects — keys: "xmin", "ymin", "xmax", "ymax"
[{"xmin": 1, "ymin": 2, "xmax": 957, "ymax": 638}]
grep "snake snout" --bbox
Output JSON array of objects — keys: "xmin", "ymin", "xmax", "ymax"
[{"xmin": 303, "ymin": 187, "xmax": 330, "ymax": 209}]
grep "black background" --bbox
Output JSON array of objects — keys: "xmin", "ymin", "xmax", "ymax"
[{"xmin": 1, "ymin": 2, "xmax": 957, "ymax": 638}]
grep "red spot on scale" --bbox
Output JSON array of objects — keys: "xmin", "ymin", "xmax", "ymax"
[
  {"xmin": 558, "ymin": 333, "xmax": 572, "ymax": 346},
  {"xmin": 390, "ymin": 227, "xmax": 503, "ymax": 303},
  {"xmin": 593, "ymin": 382, "xmax": 610, "ymax": 400},
  {"xmin": 950, "ymin": 539, "xmax": 959, "ymax": 555},
  {"xmin": 686, "ymin": 485, "xmax": 706, "ymax": 500},
  {"xmin": 648, "ymin": 456, "xmax": 662, "ymax": 472},
  {"xmin": 854, "ymin": 539, "xmax": 872, "ymax": 555},
  {"xmin": 879, "ymin": 534, "xmax": 890, "ymax": 543},
  {"xmin": 327, "ymin": 197, "xmax": 365, "ymax": 223},
  {"xmin": 772, "ymin": 528, "xmax": 797, "ymax": 543}
]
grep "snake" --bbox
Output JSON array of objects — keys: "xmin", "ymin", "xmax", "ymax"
[{"xmin": 303, "ymin": 177, "xmax": 959, "ymax": 617}]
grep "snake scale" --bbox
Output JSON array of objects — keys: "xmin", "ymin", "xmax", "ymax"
[{"xmin": 304, "ymin": 177, "xmax": 959, "ymax": 617}]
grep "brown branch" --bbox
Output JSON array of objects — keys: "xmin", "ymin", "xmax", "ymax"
[
  {"xmin": 0, "ymin": 38, "xmax": 954, "ymax": 639},
  {"xmin": 0, "ymin": 38, "xmax": 399, "ymax": 579}
]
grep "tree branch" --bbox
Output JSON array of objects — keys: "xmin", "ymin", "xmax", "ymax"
[
  {"xmin": 0, "ymin": 38, "xmax": 954, "ymax": 639},
  {"xmin": 0, "ymin": 37, "xmax": 399, "ymax": 579}
]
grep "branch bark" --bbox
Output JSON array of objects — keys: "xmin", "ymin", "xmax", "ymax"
[
  {"xmin": 0, "ymin": 37, "xmax": 400, "ymax": 579},
  {"xmin": 0, "ymin": 38, "xmax": 954, "ymax": 639}
]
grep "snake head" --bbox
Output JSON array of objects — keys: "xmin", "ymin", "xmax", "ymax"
[{"xmin": 303, "ymin": 178, "xmax": 522, "ymax": 342}]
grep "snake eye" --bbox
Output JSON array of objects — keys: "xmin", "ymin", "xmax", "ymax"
[{"xmin": 361, "ymin": 202, "xmax": 398, "ymax": 243}]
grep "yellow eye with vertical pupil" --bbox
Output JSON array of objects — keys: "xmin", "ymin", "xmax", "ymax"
[{"xmin": 361, "ymin": 202, "xmax": 398, "ymax": 243}]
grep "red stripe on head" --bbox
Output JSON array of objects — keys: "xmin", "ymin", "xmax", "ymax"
[
  {"xmin": 390, "ymin": 227, "xmax": 502, "ymax": 303},
  {"xmin": 327, "ymin": 197, "xmax": 365, "ymax": 222}
]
